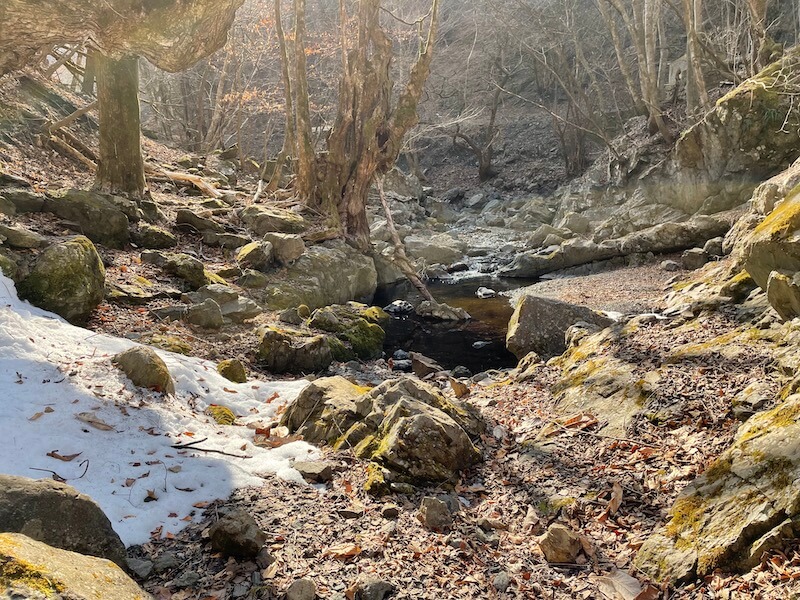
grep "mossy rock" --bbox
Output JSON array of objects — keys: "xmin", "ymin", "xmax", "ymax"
[
  {"xmin": 113, "ymin": 346, "xmax": 175, "ymax": 395},
  {"xmin": 308, "ymin": 303, "xmax": 387, "ymax": 360},
  {"xmin": 43, "ymin": 189, "xmax": 133, "ymax": 249},
  {"xmin": 17, "ymin": 236, "xmax": 105, "ymax": 324},
  {"xmin": 207, "ymin": 405, "xmax": 236, "ymax": 425},
  {"xmin": 164, "ymin": 253, "xmax": 222, "ymax": 289},
  {"xmin": 0, "ymin": 252, "xmax": 18, "ymax": 280},
  {"xmin": 217, "ymin": 358, "xmax": 247, "ymax": 383},
  {"xmin": 238, "ymin": 205, "xmax": 307, "ymax": 234},
  {"xmin": 147, "ymin": 335, "xmax": 192, "ymax": 355},
  {"xmin": 236, "ymin": 241, "xmax": 274, "ymax": 271},
  {"xmin": 132, "ymin": 224, "xmax": 177, "ymax": 249},
  {"xmin": 256, "ymin": 326, "xmax": 333, "ymax": 374}
]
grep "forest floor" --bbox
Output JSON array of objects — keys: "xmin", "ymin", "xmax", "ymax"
[{"xmin": 124, "ymin": 261, "xmax": 799, "ymax": 600}]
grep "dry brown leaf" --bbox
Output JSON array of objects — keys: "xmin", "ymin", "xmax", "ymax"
[
  {"xmin": 595, "ymin": 569, "xmax": 643, "ymax": 600},
  {"xmin": 75, "ymin": 412, "xmax": 114, "ymax": 431},
  {"xmin": 46, "ymin": 450, "xmax": 81, "ymax": 462},
  {"xmin": 322, "ymin": 542, "xmax": 362, "ymax": 560},
  {"xmin": 28, "ymin": 412, "xmax": 44, "ymax": 421},
  {"xmin": 449, "ymin": 378, "xmax": 470, "ymax": 398}
]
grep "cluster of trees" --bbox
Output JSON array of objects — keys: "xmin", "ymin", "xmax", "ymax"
[{"xmin": 2, "ymin": 0, "xmax": 800, "ymax": 246}]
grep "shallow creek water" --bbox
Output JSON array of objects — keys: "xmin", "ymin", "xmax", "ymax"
[{"xmin": 374, "ymin": 275, "xmax": 537, "ymax": 374}]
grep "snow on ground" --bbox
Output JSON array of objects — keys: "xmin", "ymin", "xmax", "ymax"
[{"xmin": 0, "ymin": 274, "xmax": 317, "ymax": 546}]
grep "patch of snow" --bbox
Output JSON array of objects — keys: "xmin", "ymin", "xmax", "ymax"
[{"xmin": 0, "ymin": 274, "xmax": 316, "ymax": 546}]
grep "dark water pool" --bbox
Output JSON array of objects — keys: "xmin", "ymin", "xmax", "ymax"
[{"xmin": 374, "ymin": 275, "xmax": 537, "ymax": 374}]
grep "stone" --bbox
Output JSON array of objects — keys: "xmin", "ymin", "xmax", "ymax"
[
  {"xmin": 286, "ymin": 577, "xmax": 316, "ymax": 600},
  {"xmin": 463, "ymin": 193, "xmax": 487, "ymax": 209},
  {"xmin": 127, "ymin": 557, "xmax": 154, "ymax": 579},
  {"xmin": 418, "ymin": 497, "xmax": 452, "ymax": 531},
  {"xmin": 681, "ymin": 247, "xmax": 709, "ymax": 270},
  {"xmin": 404, "ymin": 233, "xmax": 466, "ymax": 265},
  {"xmin": 0, "ymin": 475, "xmax": 127, "ymax": 567},
  {"xmin": 354, "ymin": 577, "xmax": 396, "ymax": 600},
  {"xmin": 0, "ymin": 223, "xmax": 46, "ymax": 248},
  {"xmin": 132, "ymin": 224, "xmax": 177, "ymax": 249},
  {"xmin": 537, "ymin": 523, "xmax": 582, "ymax": 563},
  {"xmin": 440, "ymin": 187, "xmax": 464, "ymax": 203},
  {"xmin": 176, "ymin": 207, "xmax": 223, "ymax": 232},
  {"xmin": 236, "ymin": 241, "xmax": 274, "ymax": 271},
  {"xmin": 381, "ymin": 504, "xmax": 400, "ymax": 519},
  {"xmin": 384, "ymin": 299, "xmax": 414, "ymax": 315},
  {"xmin": 202, "ymin": 231, "xmax": 251, "ymax": 249},
  {"xmin": 184, "ymin": 285, "xmax": 262, "ymax": 323},
  {"xmin": 492, "ymin": 571, "xmax": 511, "ymax": 592},
  {"xmin": 257, "ymin": 327, "xmax": 334, "ymax": 374},
  {"xmin": 3, "ymin": 188, "xmax": 46, "ymax": 213},
  {"xmin": 44, "ymin": 189, "xmax": 132, "ymax": 248},
  {"xmin": 293, "ymin": 461, "xmax": 334, "ymax": 483},
  {"xmin": 410, "ymin": 352, "xmax": 444, "ymax": 378},
  {"xmin": 308, "ymin": 303, "xmax": 388, "ymax": 360},
  {"xmin": 636, "ymin": 393, "xmax": 800, "ymax": 583},
  {"xmin": 261, "ymin": 232, "xmax": 305, "ymax": 265},
  {"xmin": 238, "ymin": 204, "xmax": 307, "ymax": 234},
  {"xmin": 237, "ymin": 269, "xmax": 270, "ymax": 288},
  {"xmin": 173, "ymin": 571, "xmax": 200, "ymax": 588},
  {"xmin": 17, "ymin": 236, "xmax": 105, "ymax": 323},
  {"xmin": 660, "ymin": 259, "xmax": 680, "ymax": 272},
  {"xmin": 415, "ymin": 300, "xmax": 471, "ymax": 321},
  {"xmin": 703, "ymin": 236, "xmax": 725, "ymax": 257},
  {"xmin": 217, "ymin": 358, "xmax": 247, "ymax": 383},
  {"xmin": 380, "ymin": 167, "xmax": 423, "ymax": 199},
  {"xmin": 765, "ymin": 270, "xmax": 800, "ymax": 320},
  {"xmin": 150, "ymin": 305, "xmax": 187, "ymax": 321},
  {"xmin": 558, "ymin": 211, "xmax": 590, "ymax": 233},
  {"xmin": 527, "ymin": 224, "xmax": 571, "ymax": 248},
  {"xmin": 185, "ymin": 298, "xmax": 224, "ymax": 329},
  {"xmin": 113, "ymin": 346, "xmax": 175, "ymax": 394},
  {"xmin": 164, "ymin": 253, "xmax": 215, "ymax": 289},
  {"xmin": 153, "ymin": 551, "xmax": 179, "ymax": 573},
  {"xmin": 506, "ymin": 295, "xmax": 615, "ymax": 359},
  {"xmin": 209, "ymin": 509, "xmax": 266, "ymax": 559},
  {"xmin": 0, "ymin": 533, "xmax": 150, "ymax": 600},
  {"xmin": 280, "ymin": 376, "xmax": 370, "ymax": 445},
  {"xmin": 262, "ymin": 240, "xmax": 377, "ymax": 310},
  {"xmin": 0, "ymin": 195, "xmax": 15, "ymax": 216}
]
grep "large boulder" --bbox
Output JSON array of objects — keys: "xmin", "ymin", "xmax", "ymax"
[
  {"xmin": 404, "ymin": 233, "xmax": 466, "ymax": 265},
  {"xmin": 257, "ymin": 326, "xmax": 333, "ymax": 374},
  {"xmin": 506, "ymin": 295, "xmax": 615, "ymax": 359},
  {"xmin": 0, "ymin": 533, "xmax": 149, "ymax": 599},
  {"xmin": 0, "ymin": 475, "xmax": 127, "ymax": 567},
  {"xmin": 307, "ymin": 303, "xmax": 388, "ymax": 360},
  {"xmin": 238, "ymin": 204, "xmax": 307, "ymax": 234},
  {"xmin": 282, "ymin": 377, "xmax": 484, "ymax": 494},
  {"xmin": 43, "ymin": 189, "xmax": 133, "ymax": 248},
  {"xmin": 635, "ymin": 393, "xmax": 800, "ymax": 584},
  {"xmin": 261, "ymin": 240, "xmax": 377, "ymax": 310},
  {"xmin": 261, "ymin": 232, "xmax": 305, "ymax": 265},
  {"xmin": 17, "ymin": 236, "xmax": 105, "ymax": 323}
]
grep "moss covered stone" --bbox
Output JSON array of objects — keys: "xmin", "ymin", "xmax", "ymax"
[
  {"xmin": 17, "ymin": 236, "xmax": 105, "ymax": 324},
  {"xmin": 217, "ymin": 358, "xmax": 247, "ymax": 383},
  {"xmin": 257, "ymin": 326, "xmax": 333, "ymax": 374},
  {"xmin": 113, "ymin": 346, "xmax": 175, "ymax": 395},
  {"xmin": 43, "ymin": 189, "xmax": 133, "ymax": 249},
  {"xmin": 308, "ymin": 303, "xmax": 387, "ymax": 360}
]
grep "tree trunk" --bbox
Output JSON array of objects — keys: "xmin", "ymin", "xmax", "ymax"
[
  {"xmin": 82, "ymin": 49, "xmax": 96, "ymax": 95},
  {"xmin": 293, "ymin": 0, "xmax": 318, "ymax": 202},
  {"xmin": 94, "ymin": 54, "xmax": 146, "ymax": 200},
  {"xmin": 267, "ymin": 0, "xmax": 296, "ymax": 191}
]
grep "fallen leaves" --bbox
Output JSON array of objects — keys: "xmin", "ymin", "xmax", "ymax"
[
  {"xmin": 75, "ymin": 411, "xmax": 114, "ymax": 431},
  {"xmin": 46, "ymin": 450, "xmax": 81, "ymax": 462},
  {"xmin": 322, "ymin": 542, "xmax": 362, "ymax": 560}
]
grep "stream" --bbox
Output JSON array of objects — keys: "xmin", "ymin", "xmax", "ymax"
[{"xmin": 374, "ymin": 275, "xmax": 538, "ymax": 374}]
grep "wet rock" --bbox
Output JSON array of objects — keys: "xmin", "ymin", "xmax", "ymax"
[
  {"xmin": 681, "ymin": 247, "xmax": 709, "ymax": 270},
  {"xmin": 43, "ymin": 189, "xmax": 133, "ymax": 248},
  {"xmin": 257, "ymin": 327, "xmax": 333, "ymax": 374},
  {"xmin": 217, "ymin": 358, "xmax": 248, "ymax": 383},
  {"xmin": 209, "ymin": 509, "xmax": 266, "ymax": 559},
  {"xmin": 537, "ymin": 523, "xmax": 582, "ymax": 563},
  {"xmin": 185, "ymin": 298, "xmax": 224, "ymax": 329},
  {"xmin": 0, "ymin": 533, "xmax": 149, "ymax": 599},
  {"xmin": 0, "ymin": 475, "xmax": 127, "ymax": 567},
  {"xmin": 236, "ymin": 240, "xmax": 274, "ymax": 271},
  {"xmin": 132, "ymin": 223, "xmax": 178, "ymax": 249},
  {"xmin": 17, "ymin": 235, "xmax": 105, "ymax": 323},
  {"xmin": 506, "ymin": 295, "xmax": 615, "ymax": 359},
  {"xmin": 476, "ymin": 286, "xmax": 496, "ymax": 298},
  {"xmin": 238, "ymin": 204, "xmax": 307, "ymax": 234},
  {"xmin": 354, "ymin": 576, "xmax": 396, "ymax": 600},
  {"xmin": 176, "ymin": 207, "xmax": 223, "ymax": 233},
  {"xmin": 286, "ymin": 577, "xmax": 316, "ymax": 600},
  {"xmin": 418, "ymin": 497, "xmax": 452, "ymax": 531},
  {"xmin": 384, "ymin": 299, "xmax": 414, "ymax": 315},
  {"xmin": 113, "ymin": 346, "xmax": 175, "ymax": 394},
  {"xmin": 410, "ymin": 352, "xmax": 444, "ymax": 377},
  {"xmin": 416, "ymin": 300, "xmax": 470, "ymax": 321},
  {"xmin": 293, "ymin": 460, "xmax": 333, "ymax": 483}
]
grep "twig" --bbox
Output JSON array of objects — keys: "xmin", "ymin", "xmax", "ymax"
[
  {"xmin": 171, "ymin": 441, "xmax": 251, "ymax": 459},
  {"xmin": 546, "ymin": 418, "xmax": 660, "ymax": 448}
]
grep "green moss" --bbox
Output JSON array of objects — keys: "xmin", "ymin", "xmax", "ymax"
[
  {"xmin": 147, "ymin": 335, "xmax": 192, "ymax": 355},
  {"xmin": 353, "ymin": 434, "xmax": 378, "ymax": 458},
  {"xmin": 207, "ymin": 404, "xmax": 236, "ymax": 425},
  {"xmin": 665, "ymin": 492, "xmax": 705, "ymax": 543},
  {"xmin": 364, "ymin": 463, "xmax": 390, "ymax": 496},
  {"xmin": 326, "ymin": 336, "xmax": 354, "ymax": 362},
  {"xmin": 217, "ymin": 359, "xmax": 247, "ymax": 383},
  {"xmin": 752, "ymin": 184, "xmax": 800, "ymax": 239},
  {"xmin": 704, "ymin": 457, "xmax": 733, "ymax": 484}
]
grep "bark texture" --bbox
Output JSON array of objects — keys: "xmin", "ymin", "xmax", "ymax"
[{"xmin": 0, "ymin": 0, "xmax": 244, "ymax": 75}]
